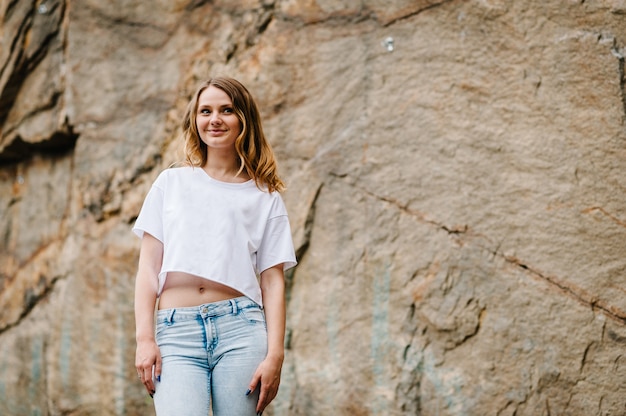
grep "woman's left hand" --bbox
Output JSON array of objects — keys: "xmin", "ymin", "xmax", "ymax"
[{"xmin": 247, "ymin": 354, "xmax": 284, "ymax": 413}]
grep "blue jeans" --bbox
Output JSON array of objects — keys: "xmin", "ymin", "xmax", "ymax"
[{"xmin": 153, "ymin": 296, "xmax": 267, "ymax": 416}]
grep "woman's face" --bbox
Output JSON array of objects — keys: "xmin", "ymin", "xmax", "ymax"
[{"xmin": 196, "ymin": 86, "xmax": 241, "ymax": 152}]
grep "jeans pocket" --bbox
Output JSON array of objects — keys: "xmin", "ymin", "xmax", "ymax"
[{"xmin": 238, "ymin": 307, "xmax": 266, "ymax": 326}]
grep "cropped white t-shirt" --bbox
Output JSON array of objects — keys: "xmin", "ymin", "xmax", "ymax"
[{"xmin": 132, "ymin": 166, "xmax": 297, "ymax": 306}]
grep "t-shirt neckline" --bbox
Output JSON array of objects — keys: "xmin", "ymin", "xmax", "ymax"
[{"xmin": 196, "ymin": 167, "xmax": 255, "ymax": 188}]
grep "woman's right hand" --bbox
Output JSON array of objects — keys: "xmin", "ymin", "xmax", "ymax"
[{"xmin": 135, "ymin": 339, "xmax": 162, "ymax": 396}]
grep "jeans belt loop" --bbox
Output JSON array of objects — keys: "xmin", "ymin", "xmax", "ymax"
[
  {"xmin": 166, "ymin": 308, "xmax": 175, "ymax": 324},
  {"xmin": 230, "ymin": 298, "xmax": 238, "ymax": 314}
]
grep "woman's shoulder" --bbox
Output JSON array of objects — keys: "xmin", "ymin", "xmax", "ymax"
[
  {"xmin": 166, "ymin": 163, "xmax": 194, "ymax": 172},
  {"xmin": 159, "ymin": 164, "xmax": 194, "ymax": 177},
  {"xmin": 151, "ymin": 165, "xmax": 194, "ymax": 186},
  {"xmin": 258, "ymin": 186, "xmax": 287, "ymax": 214}
]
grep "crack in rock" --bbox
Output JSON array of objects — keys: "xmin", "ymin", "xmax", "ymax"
[
  {"xmin": 0, "ymin": 274, "xmax": 62, "ymax": 335},
  {"xmin": 582, "ymin": 206, "xmax": 626, "ymax": 229},
  {"xmin": 356, "ymin": 184, "xmax": 626, "ymax": 325},
  {"xmin": 0, "ymin": 0, "xmax": 65, "ymax": 129},
  {"xmin": 0, "ymin": 124, "xmax": 78, "ymax": 165},
  {"xmin": 382, "ymin": 0, "xmax": 456, "ymax": 27}
]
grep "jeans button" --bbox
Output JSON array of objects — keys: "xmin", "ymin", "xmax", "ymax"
[{"xmin": 202, "ymin": 307, "xmax": 208, "ymax": 313}]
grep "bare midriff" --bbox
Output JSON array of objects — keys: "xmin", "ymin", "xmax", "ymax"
[{"xmin": 158, "ymin": 271, "xmax": 244, "ymax": 310}]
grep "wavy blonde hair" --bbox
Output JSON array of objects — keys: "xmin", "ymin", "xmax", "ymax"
[{"xmin": 181, "ymin": 77, "xmax": 285, "ymax": 193}]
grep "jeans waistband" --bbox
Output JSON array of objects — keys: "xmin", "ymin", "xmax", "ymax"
[{"xmin": 156, "ymin": 296, "xmax": 257, "ymax": 323}]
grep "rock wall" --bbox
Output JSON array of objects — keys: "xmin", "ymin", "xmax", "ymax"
[{"xmin": 1, "ymin": 0, "xmax": 626, "ymax": 415}]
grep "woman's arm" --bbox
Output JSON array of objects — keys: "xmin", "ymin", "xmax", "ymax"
[
  {"xmin": 248, "ymin": 264, "xmax": 286, "ymax": 413},
  {"xmin": 134, "ymin": 233, "xmax": 163, "ymax": 396}
]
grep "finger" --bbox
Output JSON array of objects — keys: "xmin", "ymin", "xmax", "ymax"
[
  {"xmin": 155, "ymin": 354, "xmax": 162, "ymax": 382},
  {"xmin": 258, "ymin": 382, "xmax": 279, "ymax": 413},
  {"xmin": 257, "ymin": 384, "xmax": 270, "ymax": 413},
  {"xmin": 247, "ymin": 372, "xmax": 260, "ymax": 396},
  {"xmin": 138, "ymin": 364, "xmax": 156, "ymax": 395},
  {"xmin": 145, "ymin": 370, "xmax": 155, "ymax": 395},
  {"xmin": 145, "ymin": 382, "xmax": 155, "ymax": 396}
]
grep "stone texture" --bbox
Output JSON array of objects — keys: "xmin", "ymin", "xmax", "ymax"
[{"xmin": 1, "ymin": 0, "xmax": 626, "ymax": 415}]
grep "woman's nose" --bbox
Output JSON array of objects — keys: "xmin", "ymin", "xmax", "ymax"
[{"xmin": 209, "ymin": 112, "xmax": 221, "ymax": 124}]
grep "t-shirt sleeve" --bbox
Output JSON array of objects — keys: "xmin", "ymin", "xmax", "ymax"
[
  {"xmin": 132, "ymin": 183, "xmax": 164, "ymax": 243},
  {"xmin": 257, "ymin": 214, "xmax": 297, "ymax": 273}
]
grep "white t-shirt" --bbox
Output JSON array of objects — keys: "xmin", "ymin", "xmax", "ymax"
[{"xmin": 132, "ymin": 166, "xmax": 297, "ymax": 306}]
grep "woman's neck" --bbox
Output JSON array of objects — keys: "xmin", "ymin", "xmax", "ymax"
[{"xmin": 202, "ymin": 159, "xmax": 249, "ymax": 183}]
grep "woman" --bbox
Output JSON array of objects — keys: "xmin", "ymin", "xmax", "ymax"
[{"xmin": 132, "ymin": 77, "xmax": 297, "ymax": 415}]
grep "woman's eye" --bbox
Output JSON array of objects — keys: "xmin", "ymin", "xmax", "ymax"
[
  {"xmin": 200, "ymin": 109, "xmax": 210, "ymax": 115},
  {"xmin": 223, "ymin": 108, "xmax": 233, "ymax": 113}
]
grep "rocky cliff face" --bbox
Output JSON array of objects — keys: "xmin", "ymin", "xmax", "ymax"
[{"xmin": 1, "ymin": 1, "xmax": 626, "ymax": 415}]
